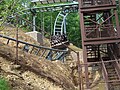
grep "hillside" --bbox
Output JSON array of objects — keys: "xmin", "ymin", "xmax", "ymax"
[{"xmin": 0, "ymin": 26, "xmax": 78, "ymax": 90}]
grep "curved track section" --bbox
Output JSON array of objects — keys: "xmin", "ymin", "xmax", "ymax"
[
  {"xmin": 51, "ymin": 11, "xmax": 69, "ymax": 49},
  {"xmin": 53, "ymin": 11, "xmax": 68, "ymax": 35}
]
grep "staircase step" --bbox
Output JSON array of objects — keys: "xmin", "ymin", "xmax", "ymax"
[
  {"xmin": 108, "ymin": 76, "xmax": 118, "ymax": 79},
  {"xmin": 108, "ymin": 74, "xmax": 118, "ymax": 77},
  {"xmin": 107, "ymin": 69, "xmax": 116, "ymax": 71},
  {"xmin": 108, "ymin": 72, "xmax": 119, "ymax": 80},
  {"xmin": 108, "ymin": 72, "xmax": 116, "ymax": 74},
  {"xmin": 104, "ymin": 62, "xmax": 120, "ymax": 84},
  {"xmin": 110, "ymin": 82, "xmax": 120, "ymax": 85},
  {"xmin": 108, "ymin": 77, "xmax": 119, "ymax": 79}
]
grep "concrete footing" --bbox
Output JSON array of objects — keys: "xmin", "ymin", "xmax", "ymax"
[{"xmin": 26, "ymin": 31, "xmax": 43, "ymax": 45}]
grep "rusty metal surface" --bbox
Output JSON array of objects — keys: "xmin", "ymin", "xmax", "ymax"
[{"xmin": 79, "ymin": 0, "xmax": 120, "ymax": 89}]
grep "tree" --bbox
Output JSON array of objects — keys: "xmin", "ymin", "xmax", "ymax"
[
  {"xmin": 66, "ymin": 13, "xmax": 82, "ymax": 47},
  {"xmin": 0, "ymin": 0, "xmax": 31, "ymax": 25}
]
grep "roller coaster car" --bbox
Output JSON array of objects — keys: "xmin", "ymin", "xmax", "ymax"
[{"xmin": 51, "ymin": 34, "xmax": 69, "ymax": 49}]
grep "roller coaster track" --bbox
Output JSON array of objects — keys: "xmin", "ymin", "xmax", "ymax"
[
  {"xmin": 53, "ymin": 11, "xmax": 68, "ymax": 35},
  {"xmin": 14, "ymin": 2, "xmax": 78, "ymax": 16},
  {"xmin": 0, "ymin": 34, "xmax": 68, "ymax": 61},
  {"xmin": 51, "ymin": 10, "xmax": 69, "ymax": 49},
  {"xmin": 31, "ymin": 0, "xmax": 77, "ymax": 4}
]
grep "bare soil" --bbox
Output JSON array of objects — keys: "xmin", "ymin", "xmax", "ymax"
[
  {"xmin": 0, "ymin": 26, "xmax": 77, "ymax": 90},
  {"xmin": 0, "ymin": 25, "xmax": 104, "ymax": 90}
]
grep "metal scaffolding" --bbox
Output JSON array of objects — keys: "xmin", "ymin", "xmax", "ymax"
[
  {"xmin": 78, "ymin": 0, "xmax": 120, "ymax": 89},
  {"xmin": 6, "ymin": 0, "xmax": 120, "ymax": 89}
]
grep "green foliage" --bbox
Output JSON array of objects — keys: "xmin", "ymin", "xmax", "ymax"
[
  {"xmin": 1, "ymin": 0, "xmax": 120, "ymax": 48},
  {"xmin": 0, "ymin": 0, "xmax": 31, "ymax": 25},
  {"xmin": 0, "ymin": 77, "xmax": 10, "ymax": 90},
  {"xmin": 117, "ymin": 6, "xmax": 120, "ymax": 24},
  {"xmin": 34, "ymin": 11, "xmax": 82, "ymax": 47},
  {"xmin": 44, "ymin": 11, "xmax": 58, "ymax": 34},
  {"xmin": 66, "ymin": 13, "xmax": 82, "ymax": 48}
]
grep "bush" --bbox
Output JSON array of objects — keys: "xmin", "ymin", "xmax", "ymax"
[{"xmin": 0, "ymin": 77, "xmax": 10, "ymax": 90}]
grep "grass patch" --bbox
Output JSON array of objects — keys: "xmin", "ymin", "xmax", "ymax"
[{"xmin": 0, "ymin": 77, "xmax": 10, "ymax": 90}]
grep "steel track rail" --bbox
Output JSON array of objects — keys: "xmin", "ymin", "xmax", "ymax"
[{"xmin": 0, "ymin": 34, "xmax": 68, "ymax": 61}]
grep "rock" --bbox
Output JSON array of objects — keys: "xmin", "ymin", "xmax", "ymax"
[{"xmin": 11, "ymin": 65, "xmax": 21, "ymax": 70}]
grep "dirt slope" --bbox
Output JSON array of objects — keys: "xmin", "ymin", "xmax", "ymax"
[
  {"xmin": 0, "ymin": 26, "xmax": 77, "ymax": 90},
  {"xmin": 0, "ymin": 26, "xmax": 50, "ymax": 47},
  {"xmin": 0, "ymin": 42, "xmax": 76, "ymax": 90},
  {"xmin": 0, "ymin": 25, "xmax": 104, "ymax": 90}
]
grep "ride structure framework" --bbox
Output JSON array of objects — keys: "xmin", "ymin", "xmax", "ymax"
[
  {"xmin": 79, "ymin": 0, "xmax": 120, "ymax": 89},
  {"xmin": 5, "ymin": 0, "xmax": 120, "ymax": 89}
]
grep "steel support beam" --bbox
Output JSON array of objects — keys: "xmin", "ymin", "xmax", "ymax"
[
  {"xmin": 33, "ymin": 15, "xmax": 36, "ymax": 31},
  {"xmin": 80, "ymin": 5, "xmax": 116, "ymax": 12},
  {"xmin": 78, "ymin": 0, "xmax": 90, "ymax": 89},
  {"xmin": 84, "ymin": 37, "xmax": 120, "ymax": 45},
  {"xmin": 79, "ymin": 0, "xmax": 120, "ymax": 89}
]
